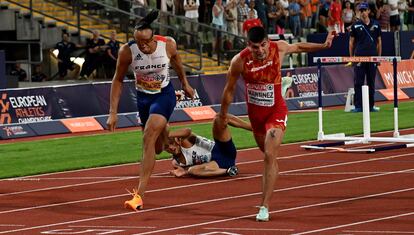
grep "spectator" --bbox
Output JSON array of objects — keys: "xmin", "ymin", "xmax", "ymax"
[
  {"xmin": 310, "ymin": 0, "xmax": 320, "ymax": 28},
  {"xmin": 388, "ymin": 0, "xmax": 400, "ymax": 31},
  {"xmin": 184, "ymin": 0, "xmax": 200, "ymax": 46},
  {"xmin": 249, "ymin": 0, "xmax": 259, "ymax": 19},
  {"xmin": 174, "ymin": 0, "xmax": 184, "ymax": 15},
  {"xmin": 398, "ymin": 0, "xmax": 408, "ymax": 30},
  {"xmin": 225, "ymin": 0, "xmax": 239, "ymax": 35},
  {"xmin": 343, "ymin": 0, "xmax": 355, "ymax": 31},
  {"xmin": 318, "ymin": 0, "xmax": 331, "ymax": 32},
  {"xmin": 299, "ymin": 0, "xmax": 312, "ymax": 36},
  {"xmin": 31, "ymin": 65, "xmax": 47, "ymax": 82},
  {"xmin": 328, "ymin": 0, "xmax": 343, "ymax": 33},
  {"xmin": 237, "ymin": 0, "xmax": 250, "ymax": 35},
  {"xmin": 105, "ymin": 31, "xmax": 120, "ymax": 79},
  {"xmin": 51, "ymin": 32, "xmax": 81, "ymax": 80},
  {"xmin": 266, "ymin": 0, "xmax": 278, "ymax": 34},
  {"xmin": 368, "ymin": 0, "xmax": 378, "ymax": 19},
  {"xmin": 255, "ymin": 0, "xmax": 268, "ymax": 29},
  {"xmin": 289, "ymin": 0, "xmax": 302, "ymax": 38},
  {"xmin": 10, "ymin": 63, "xmax": 27, "ymax": 82},
  {"xmin": 132, "ymin": 0, "xmax": 147, "ymax": 18},
  {"xmin": 408, "ymin": 0, "xmax": 414, "ymax": 30},
  {"xmin": 243, "ymin": 15, "xmax": 262, "ymax": 36},
  {"xmin": 376, "ymin": 0, "xmax": 390, "ymax": 31},
  {"xmin": 275, "ymin": 0, "xmax": 287, "ymax": 34},
  {"xmin": 212, "ymin": 0, "xmax": 225, "ymax": 54},
  {"xmin": 79, "ymin": 30, "xmax": 106, "ymax": 80}
]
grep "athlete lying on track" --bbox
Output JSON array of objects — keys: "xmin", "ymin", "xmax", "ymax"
[{"xmin": 164, "ymin": 114, "xmax": 252, "ymax": 177}]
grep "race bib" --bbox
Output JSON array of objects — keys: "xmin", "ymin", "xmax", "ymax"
[
  {"xmin": 135, "ymin": 74, "xmax": 164, "ymax": 93},
  {"xmin": 246, "ymin": 83, "xmax": 275, "ymax": 107}
]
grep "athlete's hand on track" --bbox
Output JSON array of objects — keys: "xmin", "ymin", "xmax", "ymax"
[{"xmin": 106, "ymin": 113, "xmax": 118, "ymax": 132}]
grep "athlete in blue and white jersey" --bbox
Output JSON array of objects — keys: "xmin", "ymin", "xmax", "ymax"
[{"xmin": 165, "ymin": 114, "xmax": 252, "ymax": 178}]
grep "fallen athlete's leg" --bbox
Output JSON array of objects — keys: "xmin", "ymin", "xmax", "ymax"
[{"xmin": 227, "ymin": 114, "xmax": 252, "ymax": 131}]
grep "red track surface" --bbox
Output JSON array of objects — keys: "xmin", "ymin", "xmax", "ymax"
[{"xmin": 1, "ymin": 130, "xmax": 414, "ymax": 234}]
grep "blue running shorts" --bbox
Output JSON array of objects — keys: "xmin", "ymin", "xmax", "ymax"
[
  {"xmin": 211, "ymin": 138, "xmax": 237, "ymax": 169},
  {"xmin": 136, "ymin": 83, "xmax": 176, "ymax": 126}
]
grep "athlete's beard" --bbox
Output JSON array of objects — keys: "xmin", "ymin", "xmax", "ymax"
[{"xmin": 254, "ymin": 51, "xmax": 267, "ymax": 60}]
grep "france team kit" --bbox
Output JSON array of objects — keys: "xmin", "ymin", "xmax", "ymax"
[{"xmin": 128, "ymin": 35, "xmax": 176, "ymax": 126}]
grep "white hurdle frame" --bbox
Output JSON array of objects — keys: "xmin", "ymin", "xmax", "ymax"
[{"xmin": 313, "ymin": 56, "xmax": 414, "ymax": 144}]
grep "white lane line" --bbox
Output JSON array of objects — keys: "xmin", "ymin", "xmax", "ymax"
[
  {"xmin": 1, "ymin": 152, "xmax": 413, "ymax": 215},
  {"xmin": 0, "ymin": 168, "xmax": 412, "ymax": 234},
  {"xmin": 2, "ymin": 126, "xmax": 408, "ymax": 182},
  {"xmin": 204, "ymin": 227, "xmax": 294, "ymax": 231},
  {"xmin": 343, "ymin": 230, "xmax": 414, "ymax": 234},
  {"xmin": 5, "ymin": 177, "xmax": 136, "ymax": 181},
  {"xmin": 2, "ymin": 145, "xmax": 411, "ymax": 198},
  {"xmin": 293, "ymin": 212, "xmax": 414, "ymax": 235},
  {"xmin": 0, "ymin": 225, "xmax": 25, "ymax": 227},
  {"xmin": 283, "ymin": 171, "xmax": 414, "ymax": 176},
  {"xmin": 69, "ymin": 225, "xmax": 156, "ymax": 229},
  {"xmin": 5, "ymin": 175, "xmax": 174, "ymax": 181},
  {"xmin": 133, "ymin": 187, "xmax": 414, "ymax": 235}
]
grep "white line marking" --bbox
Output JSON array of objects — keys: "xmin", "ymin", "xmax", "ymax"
[
  {"xmin": 133, "ymin": 187, "xmax": 414, "ymax": 235},
  {"xmin": 1, "ymin": 152, "xmax": 413, "ymax": 215},
  {"xmin": 2, "ymin": 126, "xmax": 411, "ymax": 182},
  {"xmin": 343, "ymin": 230, "xmax": 414, "ymax": 234},
  {"xmin": 293, "ymin": 212, "xmax": 414, "ymax": 235},
  {"xmin": 204, "ymin": 227, "xmax": 294, "ymax": 231},
  {"xmin": 0, "ymin": 224, "xmax": 25, "ymax": 227},
  {"xmin": 282, "ymin": 171, "xmax": 414, "ymax": 176},
  {"xmin": 0, "ymin": 168, "xmax": 412, "ymax": 234},
  {"xmin": 5, "ymin": 175, "xmax": 174, "ymax": 181},
  {"xmin": 69, "ymin": 225, "xmax": 156, "ymax": 229},
  {"xmin": 1, "ymin": 143, "xmax": 408, "ymax": 198}
]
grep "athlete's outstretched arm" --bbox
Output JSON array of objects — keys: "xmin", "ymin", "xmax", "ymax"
[
  {"xmin": 166, "ymin": 37, "xmax": 195, "ymax": 99},
  {"xmin": 106, "ymin": 44, "xmax": 132, "ymax": 132},
  {"xmin": 278, "ymin": 31, "xmax": 334, "ymax": 55}
]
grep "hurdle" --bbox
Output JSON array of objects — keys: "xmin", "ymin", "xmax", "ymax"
[{"xmin": 301, "ymin": 56, "xmax": 414, "ymax": 152}]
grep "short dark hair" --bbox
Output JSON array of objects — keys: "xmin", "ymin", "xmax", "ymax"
[{"xmin": 247, "ymin": 26, "xmax": 267, "ymax": 43}]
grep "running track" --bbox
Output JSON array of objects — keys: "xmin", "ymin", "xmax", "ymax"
[{"xmin": 1, "ymin": 130, "xmax": 414, "ymax": 234}]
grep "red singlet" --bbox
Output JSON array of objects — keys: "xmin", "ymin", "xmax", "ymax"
[{"xmin": 240, "ymin": 41, "xmax": 288, "ymax": 136}]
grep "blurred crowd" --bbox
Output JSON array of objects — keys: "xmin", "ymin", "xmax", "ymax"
[{"xmin": 125, "ymin": 0, "xmax": 414, "ymax": 38}]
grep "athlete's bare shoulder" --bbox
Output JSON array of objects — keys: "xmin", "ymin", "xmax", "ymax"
[
  {"xmin": 164, "ymin": 36, "xmax": 177, "ymax": 57},
  {"xmin": 118, "ymin": 44, "xmax": 132, "ymax": 64},
  {"xmin": 229, "ymin": 53, "xmax": 244, "ymax": 73}
]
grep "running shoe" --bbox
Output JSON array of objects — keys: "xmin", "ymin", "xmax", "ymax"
[
  {"xmin": 227, "ymin": 165, "xmax": 239, "ymax": 177},
  {"xmin": 124, "ymin": 189, "xmax": 143, "ymax": 211},
  {"xmin": 370, "ymin": 106, "xmax": 380, "ymax": 112},
  {"xmin": 256, "ymin": 206, "xmax": 269, "ymax": 222}
]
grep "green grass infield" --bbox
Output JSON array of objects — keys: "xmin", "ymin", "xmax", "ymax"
[{"xmin": 0, "ymin": 101, "xmax": 413, "ymax": 179}]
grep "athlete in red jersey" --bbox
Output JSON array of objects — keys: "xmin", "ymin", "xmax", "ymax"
[{"xmin": 218, "ymin": 26, "xmax": 334, "ymax": 221}]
